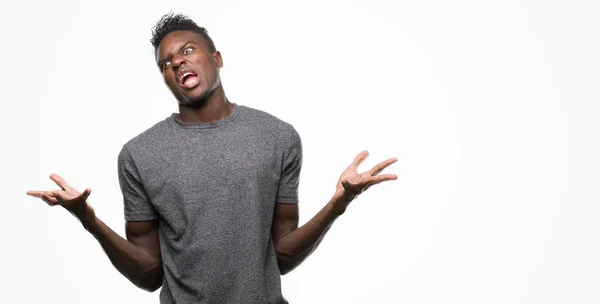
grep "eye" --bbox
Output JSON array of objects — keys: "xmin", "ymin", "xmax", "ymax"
[
  {"xmin": 183, "ymin": 47, "xmax": 194, "ymax": 55},
  {"xmin": 162, "ymin": 61, "xmax": 171, "ymax": 70}
]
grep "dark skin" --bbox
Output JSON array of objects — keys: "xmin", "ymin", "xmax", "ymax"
[{"xmin": 27, "ymin": 30, "xmax": 397, "ymax": 290}]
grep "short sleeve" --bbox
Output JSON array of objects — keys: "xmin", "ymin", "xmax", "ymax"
[
  {"xmin": 276, "ymin": 127, "xmax": 303, "ymax": 204},
  {"xmin": 117, "ymin": 146, "xmax": 159, "ymax": 221}
]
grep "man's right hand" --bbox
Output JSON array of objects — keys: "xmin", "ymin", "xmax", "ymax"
[
  {"xmin": 27, "ymin": 174, "xmax": 92, "ymax": 213},
  {"xmin": 26, "ymin": 174, "xmax": 163, "ymax": 291}
]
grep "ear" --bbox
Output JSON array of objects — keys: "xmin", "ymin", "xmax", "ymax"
[{"xmin": 213, "ymin": 51, "xmax": 223, "ymax": 68}]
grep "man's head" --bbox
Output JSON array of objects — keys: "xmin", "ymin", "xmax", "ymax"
[{"xmin": 151, "ymin": 13, "xmax": 222, "ymax": 108}]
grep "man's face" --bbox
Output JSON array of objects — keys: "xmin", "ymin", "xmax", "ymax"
[{"xmin": 156, "ymin": 30, "xmax": 222, "ymax": 107}]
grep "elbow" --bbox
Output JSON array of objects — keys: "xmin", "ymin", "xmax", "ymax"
[
  {"xmin": 279, "ymin": 264, "xmax": 293, "ymax": 276},
  {"xmin": 137, "ymin": 275, "xmax": 163, "ymax": 292},
  {"xmin": 140, "ymin": 273, "xmax": 163, "ymax": 292},
  {"xmin": 276, "ymin": 250, "xmax": 297, "ymax": 276},
  {"xmin": 278, "ymin": 257, "xmax": 302, "ymax": 276},
  {"xmin": 141, "ymin": 281, "xmax": 162, "ymax": 292},
  {"xmin": 136, "ymin": 263, "xmax": 164, "ymax": 292},
  {"xmin": 277, "ymin": 257, "xmax": 291, "ymax": 276},
  {"xmin": 276, "ymin": 248, "xmax": 296, "ymax": 262}
]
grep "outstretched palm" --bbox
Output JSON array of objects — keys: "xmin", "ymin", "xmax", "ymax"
[
  {"xmin": 27, "ymin": 174, "xmax": 91, "ymax": 211},
  {"xmin": 335, "ymin": 151, "xmax": 397, "ymax": 201}
]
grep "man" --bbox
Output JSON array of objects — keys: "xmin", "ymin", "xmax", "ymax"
[{"xmin": 27, "ymin": 13, "xmax": 397, "ymax": 304}]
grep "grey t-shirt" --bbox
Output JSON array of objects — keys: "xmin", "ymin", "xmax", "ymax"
[{"xmin": 117, "ymin": 104, "xmax": 301, "ymax": 304}]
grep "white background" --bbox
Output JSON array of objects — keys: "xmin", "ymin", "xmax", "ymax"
[{"xmin": 1, "ymin": 0, "xmax": 599, "ymax": 303}]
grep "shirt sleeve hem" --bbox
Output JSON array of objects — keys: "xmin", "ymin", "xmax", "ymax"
[
  {"xmin": 276, "ymin": 196, "xmax": 299, "ymax": 204},
  {"xmin": 125, "ymin": 213, "xmax": 159, "ymax": 221}
]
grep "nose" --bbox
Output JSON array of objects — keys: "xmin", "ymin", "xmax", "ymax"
[{"xmin": 171, "ymin": 54, "xmax": 186, "ymax": 70}]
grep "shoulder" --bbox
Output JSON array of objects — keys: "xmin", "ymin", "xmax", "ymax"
[
  {"xmin": 237, "ymin": 105, "xmax": 302, "ymax": 156},
  {"xmin": 238, "ymin": 104, "xmax": 298, "ymax": 136},
  {"xmin": 120, "ymin": 116, "xmax": 173, "ymax": 157}
]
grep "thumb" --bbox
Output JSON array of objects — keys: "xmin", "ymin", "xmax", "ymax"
[
  {"xmin": 341, "ymin": 180, "xmax": 352, "ymax": 190},
  {"xmin": 79, "ymin": 188, "xmax": 92, "ymax": 201}
]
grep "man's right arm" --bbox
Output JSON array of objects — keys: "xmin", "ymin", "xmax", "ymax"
[
  {"xmin": 74, "ymin": 202, "xmax": 163, "ymax": 292},
  {"xmin": 27, "ymin": 174, "xmax": 163, "ymax": 292}
]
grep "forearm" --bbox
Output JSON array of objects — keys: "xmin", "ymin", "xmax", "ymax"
[
  {"xmin": 70, "ymin": 203, "xmax": 163, "ymax": 291},
  {"xmin": 276, "ymin": 193, "xmax": 349, "ymax": 274}
]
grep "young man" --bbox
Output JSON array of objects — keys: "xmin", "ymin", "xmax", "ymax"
[{"xmin": 27, "ymin": 13, "xmax": 397, "ymax": 304}]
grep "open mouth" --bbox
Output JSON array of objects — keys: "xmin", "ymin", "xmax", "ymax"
[{"xmin": 178, "ymin": 71, "xmax": 199, "ymax": 89}]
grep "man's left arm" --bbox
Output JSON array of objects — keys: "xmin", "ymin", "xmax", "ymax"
[{"xmin": 272, "ymin": 151, "xmax": 397, "ymax": 275}]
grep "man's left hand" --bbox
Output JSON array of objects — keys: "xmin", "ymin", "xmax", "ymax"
[{"xmin": 332, "ymin": 151, "xmax": 397, "ymax": 214}]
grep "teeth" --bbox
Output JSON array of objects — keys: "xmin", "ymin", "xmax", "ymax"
[{"xmin": 179, "ymin": 72, "xmax": 193, "ymax": 82}]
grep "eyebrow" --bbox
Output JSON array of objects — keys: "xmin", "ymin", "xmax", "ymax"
[{"xmin": 157, "ymin": 41, "xmax": 197, "ymax": 67}]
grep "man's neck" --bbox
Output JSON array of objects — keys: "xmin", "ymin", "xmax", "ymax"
[{"xmin": 176, "ymin": 88, "xmax": 234, "ymax": 124}]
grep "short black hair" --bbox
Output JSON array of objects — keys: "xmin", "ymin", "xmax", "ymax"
[{"xmin": 150, "ymin": 12, "xmax": 216, "ymax": 53}]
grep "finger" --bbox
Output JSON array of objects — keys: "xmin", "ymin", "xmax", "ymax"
[
  {"xmin": 41, "ymin": 193, "xmax": 59, "ymax": 206},
  {"xmin": 27, "ymin": 190, "xmax": 49, "ymax": 198},
  {"xmin": 50, "ymin": 174, "xmax": 72, "ymax": 191},
  {"xmin": 368, "ymin": 174, "xmax": 398, "ymax": 184},
  {"xmin": 52, "ymin": 189, "xmax": 70, "ymax": 200},
  {"xmin": 349, "ymin": 151, "xmax": 369, "ymax": 169},
  {"xmin": 368, "ymin": 157, "xmax": 398, "ymax": 176}
]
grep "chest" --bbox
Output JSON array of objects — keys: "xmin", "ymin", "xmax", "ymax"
[{"xmin": 136, "ymin": 129, "xmax": 282, "ymax": 227}]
